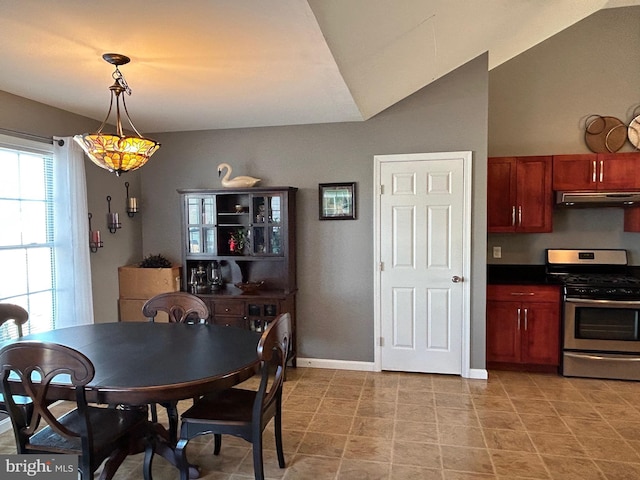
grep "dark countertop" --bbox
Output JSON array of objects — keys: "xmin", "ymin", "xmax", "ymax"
[{"xmin": 487, "ymin": 264, "xmax": 563, "ymax": 285}]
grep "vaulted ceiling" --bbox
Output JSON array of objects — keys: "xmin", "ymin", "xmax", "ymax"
[{"xmin": 0, "ymin": 0, "xmax": 637, "ymax": 133}]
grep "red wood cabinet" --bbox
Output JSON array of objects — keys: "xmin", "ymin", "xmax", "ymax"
[
  {"xmin": 487, "ymin": 156, "xmax": 553, "ymax": 233},
  {"xmin": 553, "ymin": 152, "xmax": 640, "ymax": 191},
  {"xmin": 486, "ymin": 285, "xmax": 561, "ymax": 369}
]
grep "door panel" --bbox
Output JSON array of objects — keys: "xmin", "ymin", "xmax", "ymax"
[{"xmin": 379, "ymin": 154, "xmax": 466, "ymax": 374}]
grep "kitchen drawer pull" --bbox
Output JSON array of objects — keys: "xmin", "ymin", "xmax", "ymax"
[
  {"xmin": 600, "ymin": 160, "xmax": 604, "ymax": 182},
  {"xmin": 510, "ymin": 292, "xmax": 536, "ymax": 296},
  {"xmin": 518, "ymin": 206, "xmax": 522, "ymax": 226}
]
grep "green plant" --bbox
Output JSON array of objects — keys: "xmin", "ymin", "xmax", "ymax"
[{"xmin": 139, "ymin": 254, "xmax": 172, "ymax": 268}]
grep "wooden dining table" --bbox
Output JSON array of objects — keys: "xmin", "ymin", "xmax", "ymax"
[{"xmin": 2, "ymin": 321, "xmax": 262, "ymax": 479}]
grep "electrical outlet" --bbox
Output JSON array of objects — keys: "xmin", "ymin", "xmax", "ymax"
[{"xmin": 492, "ymin": 246, "xmax": 502, "ymax": 259}]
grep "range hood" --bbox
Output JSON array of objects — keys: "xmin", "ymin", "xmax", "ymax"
[{"xmin": 556, "ymin": 191, "xmax": 640, "ymax": 207}]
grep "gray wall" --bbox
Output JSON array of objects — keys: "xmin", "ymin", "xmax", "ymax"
[
  {"xmin": 488, "ymin": 6, "xmax": 640, "ymax": 265},
  {"xmin": 0, "ymin": 90, "xmax": 143, "ymax": 324},
  {"xmin": 142, "ymin": 55, "xmax": 489, "ymax": 366}
]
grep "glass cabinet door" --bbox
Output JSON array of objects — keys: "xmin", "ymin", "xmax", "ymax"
[
  {"xmin": 186, "ymin": 196, "xmax": 216, "ymax": 254},
  {"xmin": 251, "ymin": 194, "xmax": 284, "ymax": 256}
]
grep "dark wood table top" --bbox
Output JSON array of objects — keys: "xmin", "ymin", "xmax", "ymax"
[{"xmin": 9, "ymin": 322, "xmax": 261, "ymax": 405}]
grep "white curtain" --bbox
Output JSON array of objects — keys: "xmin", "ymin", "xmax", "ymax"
[{"xmin": 53, "ymin": 137, "xmax": 94, "ymax": 327}]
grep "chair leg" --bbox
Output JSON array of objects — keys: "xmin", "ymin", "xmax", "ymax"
[
  {"xmin": 175, "ymin": 438, "xmax": 191, "ymax": 480},
  {"xmin": 251, "ymin": 431, "xmax": 265, "ymax": 480},
  {"xmin": 214, "ymin": 433, "xmax": 222, "ymax": 455},
  {"xmin": 274, "ymin": 407, "xmax": 285, "ymax": 468},
  {"xmin": 143, "ymin": 433, "xmax": 155, "ymax": 480},
  {"xmin": 149, "ymin": 403, "xmax": 158, "ymax": 423}
]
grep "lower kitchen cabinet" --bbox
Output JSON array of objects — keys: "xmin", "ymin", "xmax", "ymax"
[{"xmin": 486, "ymin": 285, "xmax": 561, "ymax": 371}]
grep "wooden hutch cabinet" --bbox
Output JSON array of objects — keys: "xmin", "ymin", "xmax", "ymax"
[{"xmin": 178, "ymin": 187, "xmax": 297, "ymax": 365}]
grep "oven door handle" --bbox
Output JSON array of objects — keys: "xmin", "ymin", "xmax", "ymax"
[
  {"xmin": 564, "ymin": 352, "xmax": 640, "ymax": 362},
  {"xmin": 565, "ymin": 298, "xmax": 640, "ymax": 307}
]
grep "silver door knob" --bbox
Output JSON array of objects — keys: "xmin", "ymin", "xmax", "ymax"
[{"xmin": 452, "ymin": 276, "xmax": 462, "ymax": 283}]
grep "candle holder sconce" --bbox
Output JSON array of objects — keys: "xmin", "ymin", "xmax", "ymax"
[
  {"xmin": 125, "ymin": 182, "xmax": 139, "ymax": 217},
  {"xmin": 106, "ymin": 195, "xmax": 121, "ymax": 233},
  {"xmin": 88, "ymin": 213, "xmax": 103, "ymax": 253}
]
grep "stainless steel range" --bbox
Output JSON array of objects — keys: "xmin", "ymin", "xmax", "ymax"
[{"xmin": 546, "ymin": 249, "xmax": 640, "ymax": 381}]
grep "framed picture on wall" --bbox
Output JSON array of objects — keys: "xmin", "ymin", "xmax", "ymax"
[{"xmin": 319, "ymin": 182, "xmax": 356, "ymax": 220}]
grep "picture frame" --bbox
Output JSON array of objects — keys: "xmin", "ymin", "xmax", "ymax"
[{"xmin": 319, "ymin": 182, "xmax": 356, "ymax": 220}]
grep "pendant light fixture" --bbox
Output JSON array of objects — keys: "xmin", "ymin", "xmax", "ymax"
[{"xmin": 74, "ymin": 53, "xmax": 160, "ymax": 176}]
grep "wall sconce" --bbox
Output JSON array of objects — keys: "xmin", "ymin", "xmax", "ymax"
[
  {"xmin": 106, "ymin": 195, "xmax": 121, "ymax": 233},
  {"xmin": 125, "ymin": 182, "xmax": 139, "ymax": 217},
  {"xmin": 88, "ymin": 213, "xmax": 103, "ymax": 253}
]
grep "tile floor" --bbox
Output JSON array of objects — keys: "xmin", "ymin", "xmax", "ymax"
[{"xmin": 2, "ymin": 368, "xmax": 640, "ymax": 479}]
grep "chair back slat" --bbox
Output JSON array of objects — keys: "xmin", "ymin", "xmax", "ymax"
[{"xmin": 142, "ymin": 292, "xmax": 210, "ymax": 323}]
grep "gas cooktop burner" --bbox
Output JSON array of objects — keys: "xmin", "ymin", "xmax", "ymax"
[{"xmin": 556, "ymin": 273, "xmax": 640, "ymax": 287}]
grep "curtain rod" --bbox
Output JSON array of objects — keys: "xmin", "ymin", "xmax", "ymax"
[{"xmin": 0, "ymin": 128, "xmax": 64, "ymax": 146}]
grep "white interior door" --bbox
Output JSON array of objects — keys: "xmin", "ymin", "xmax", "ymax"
[{"xmin": 374, "ymin": 152, "xmax": 471, "ymax": 376}]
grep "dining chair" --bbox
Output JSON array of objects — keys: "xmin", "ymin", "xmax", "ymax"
[
  {"xmin": 142, "ymin": 291, "xmax": 211, "ymax": 444},
  {"xmin": 0, "ymin": 303, "xmax": 35, "ymax": 425},
  {"xmin": 142, "ymin": 291, "xmax": 210, "ymax": 324},
  {"xmin": 175, "ymin": 312, "xmax": 291, "ymax": 480},
  {"xmin": 0, "ymin": 340, "xmax": 152, "ymax": 480}
]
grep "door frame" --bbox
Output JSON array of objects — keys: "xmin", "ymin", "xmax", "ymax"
[{"xmin": 373, "ymin": 151, "xmax": 473, "ymax": 377}]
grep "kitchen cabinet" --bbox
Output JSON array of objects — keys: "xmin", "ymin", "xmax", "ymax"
[
  {"xmin": 553, "ymin": 152, "xmax": 640, "ymax": 191},
  {"xmin": 178, "ymin": 187, "xmax": 297, "ymax": 364},
  {"xmin": 486, "ymin": 285, "xmax": 561, "ymax": 370},
  {"xmin": 487, "ymin": 156, "xmax": 553, "ymax": 233}
]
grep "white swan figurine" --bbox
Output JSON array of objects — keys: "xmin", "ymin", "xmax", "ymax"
[{"xmin": 217, "ymin": 163, "xmax": 261, "ymax": 188}]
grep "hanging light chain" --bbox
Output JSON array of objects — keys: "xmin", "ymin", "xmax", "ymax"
[{"xmin": 112, "ymin": 67, "xmax": 132, "ymax": 96}]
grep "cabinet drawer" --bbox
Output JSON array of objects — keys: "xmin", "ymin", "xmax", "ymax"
[
  {"xmin": 213, "ymin": 316, "xmax": 247, "ymax": 328},
  {"xmin": 212, "ymin": 301, "xmax": 245, "ymax": 315},
  {"xmin": 488, "ymin": 285, "xmax": 560, "ymax": 303}
]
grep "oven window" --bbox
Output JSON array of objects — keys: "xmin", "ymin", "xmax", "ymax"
[{"xmin": 575, "ymin": 307, "xmax": 640, "ymax": 341}]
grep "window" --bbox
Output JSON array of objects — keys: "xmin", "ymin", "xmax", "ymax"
[{"xmin": 0, "ymin": 140, "xmax": 55, "ymax": 341}]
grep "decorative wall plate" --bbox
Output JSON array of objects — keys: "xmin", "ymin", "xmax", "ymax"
[{"xmin": 585, "ymin": 115, "xmax": 626, "ymax": 153}]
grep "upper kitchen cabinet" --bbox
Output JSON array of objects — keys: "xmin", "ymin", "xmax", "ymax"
[
  {"xmin": 553, "ymin": 152, "xmax": 640, "ymax": 191},
  {"xmin": 488, "ymin": 156, "xmax": 553, "ymax": 233}
]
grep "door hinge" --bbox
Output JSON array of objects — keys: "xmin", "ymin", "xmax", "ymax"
[
  {"xmin": 379, "ymin": 262, "xmax": 384, "ymax": 271},
  {"xmin": 380, "ymin": 184, "xmax": 384, "ymax": 195},
  {"xmin": 379, "ymin": 336, "xmax": 384, "ymax": 347}
]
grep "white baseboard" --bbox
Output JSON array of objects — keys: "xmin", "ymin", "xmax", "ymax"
[
  {"xmin": 296, "ymin": 357, "xmax": 376, "ymax": 371},
  {"xmin": 296, "ymin": 358, "xmax": 489, "ymax": 380},
  {"xmin": 468, "ymin": 368, "xmax": 489, "ymax": 380}
]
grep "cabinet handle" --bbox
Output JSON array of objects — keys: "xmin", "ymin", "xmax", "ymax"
[
  {"xmin": 592, "ymin": 160, "xmax": 597, "ymax": 183},
  {"xmin": 518, "ymin": 206, "xmax": 522, "ymax": 226},
  {"xmin": 225, "ymin": 308, "xmax": 230, "ymax": 312},
  {"xmin": 510, "ymin": 292, "xmax": 535, "ymax": 296},
  {"xmin": 517, "ymin": 308, "xmax": 521, "ymax": 330},
  {"xmin": 511, "ymin": 206, "xmax": 516, "ymax": 226},
  {"xmin": 524, "ymin": 308, "xmax": 528, "ymax": 330},
  {"xmin": 600, "ymin": 160, "xmax": 604, "ymax": 183}
]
